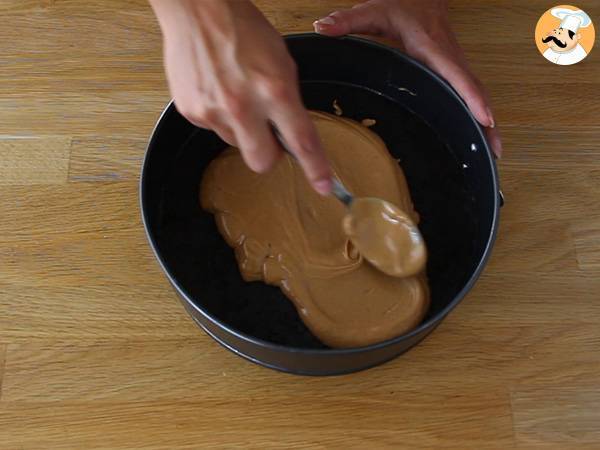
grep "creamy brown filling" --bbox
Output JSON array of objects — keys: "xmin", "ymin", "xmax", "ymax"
[{"xmin": 200, "ymin": 111, "xmax": 429, "ymax": 348}]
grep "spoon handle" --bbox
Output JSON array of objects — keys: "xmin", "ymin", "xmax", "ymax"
[
  {"xmin": 331, "ymin": 178, "xmax": 353, "ymax": 206},
  {"xmin": 270, "ymin": 123, "xmax": 354, "ymax": 206}
]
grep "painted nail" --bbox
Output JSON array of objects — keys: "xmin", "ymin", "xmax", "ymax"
[
  {"xmin": 316, "ymin": 16, "xmax": 336, "ymax": 26},
  {"xmin": 314, "ymin": 179, "xmax": 333, "ymax": 196},
  {"xmin": 486, "ymin": 107, "xmax": 495, "ymax": 128},
  {"xmin": 495, "ymin": 142, "xmax": 503, "ymax": 159},
  {"xmin": 492, "ymin": 132, "xmax": 503, "ymax": 159}
]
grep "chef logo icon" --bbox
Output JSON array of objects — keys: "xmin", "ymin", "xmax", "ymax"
[{"xmin": 535, "ymin": 5, "xmax": 595, "ymax": 65}]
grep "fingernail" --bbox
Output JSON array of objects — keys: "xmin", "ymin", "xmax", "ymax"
[
  {"xmin": 314, "ymin": 179, "xmax": 332, "ymax": 196},
  {"xmin": 486, "ymin": 107, "xmax": 495, "ymax": 128},
  {"xmin": 493, "ymin": 145, "xmax": 502, "ymax": 159},
  {"xmin": 319, "ymin": 16, "xmax": 336, "ymax": 25},
  {"xmin": 495, "ymin": 144, "xmax": 503, "ymax": 159},
  {"xmin": 493, "ymin": 133, "xmax": 503, "ymax": 159},
  {"xmin": 313, "ymin": 16, "xmax": 335, "ymax": 32}
]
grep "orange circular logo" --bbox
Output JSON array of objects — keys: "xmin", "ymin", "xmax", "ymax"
[{"xmin": 535, "ymin": 5, "xmax": 595, "ymax": 65}]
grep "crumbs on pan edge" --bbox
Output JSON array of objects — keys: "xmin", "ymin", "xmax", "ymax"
[
  {"xmin": 361, "ymin": 118, "xmax": 376, "ymax": 127},
  {"xmin": 332, "ymin": 100, "xmax": 376, "ymax": 127},
  {"xmin": 332, "ymin": 99, "xmax": 343, "ymax": 116}
]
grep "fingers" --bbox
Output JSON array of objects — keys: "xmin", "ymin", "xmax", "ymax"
[
  {"xmin": 416, "ymin": 46, "xmax": 493, "ymax": 128},
  {"xmin": 178, "ymin": 101, "xmax": 281, "ymax": 173},
  {"xmin": 229, "ymin": 109, "xmax": 281, "ymax": 174},
  {"xmin": 249, "ymin": 75, "xmax": 332, "ymax": 194},
  {"xmin": 313, "ymin": 3, "xmax": 384, "ymax": 37},
  {"xmin": 212, "ymin": 124, "xmax": 237, "ymax": 148},
  {"xmin": 179, "ymin": 111, "xmax": 238, "ymax": 147},
  {"xmin": 411, "ymin": 45, "xmax": 503, "ymax": 157},
  {"xmin": 267, "ymin": 91, "xmax": 332, "ymax": 194},
  {"xmin": 485, "ymin": 125, "xmax": 503, "ymax": 159},
  {"xmin": 175, "ymin": 83, "xmax": 332, "ymax": 194}
]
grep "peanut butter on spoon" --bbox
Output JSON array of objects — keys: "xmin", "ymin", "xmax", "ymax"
[{"xmin": 343, "ymin": 197, "xmax": 427, "ymax": 278}]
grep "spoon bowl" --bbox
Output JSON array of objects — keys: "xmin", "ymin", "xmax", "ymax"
[{"xmin": 344, "ymin": 197, "xmax": 427, "ymax": 278}]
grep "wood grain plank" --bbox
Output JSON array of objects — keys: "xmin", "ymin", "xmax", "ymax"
[
  {"xmin": 488, "ymin": 83, "xmax": 600, "ymax": 129},
  {"xmin": 488, "ymin": 219, "xmax": 578, "ymax": 273},
  {"xmin": 0, "ymin": 279, "xmax": 197, "ymax": 342},
  {"xmin": 572, "ymin": 221, "xmax": 600, "ymax": 270},
  {"xmin": 0, "ymin": 395, "xmax": 513, "ymax": 450},
  {"xmin": 0, "ymin": 94, "xmax": 170, "ymax": 137},
  {"xmin": 0, "ymin": 137, "xmax": 71, "ymax": 185},
  {"xmin": 424, "ymin": 321, "xmax": 600, "ymax": 386},
  {"xmin": 3, "ymin": 324, "xmax": 598, "ymax": 403},
  {"xmin": 0, "ymin": 344, "xmax": 6, "ymax": 402},
  {"xmin": 0, "ymin": 182, "xmax": 141, "ymax": 240},
  {"xmin": 453, "ymin": 272, "xmax": 600, "ymax": 326},
  {"xmin": 1, "ymin": 340, "xmax": 510, "ymax": 403},
  {"xmin": 0, "ymin": 227, "xmax": 164, "ymax": 289},
  {"xmin": 499, "ymin": 126, "xmax": 600, "ymax": 169},
  {"xmin": 68, "ymin": 137, "xmax": 147, "ymax": 181},
  {"xmin": 512, "ymin": 385, "xmax": 600, "ymax": 448},
  {"xmin": 498, "ymin": 168, "xmax": 600, "ymax": 225}
]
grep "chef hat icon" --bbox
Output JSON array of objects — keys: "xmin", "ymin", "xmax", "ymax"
[{"xmin": 551, "ymin": 7, "xmax": 592, "ymax": 33}]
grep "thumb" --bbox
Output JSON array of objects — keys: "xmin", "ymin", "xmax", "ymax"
[{"xmin": 313, "ymin": 5, "xmax": 384, "ymax": 37}]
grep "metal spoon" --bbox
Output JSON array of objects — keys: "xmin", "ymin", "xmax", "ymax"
[
  {"xmin": 271, "ymin": 124, "xmax": 353, "ymax": 205},
  {"xmin": 271, "ymin": 124, "xmax": 426, "ymax": 277}
]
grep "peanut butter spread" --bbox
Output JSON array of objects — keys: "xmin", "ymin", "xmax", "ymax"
[{"xmin": 200, "ymin": 111, "xmax": 429, "ymax": 348}]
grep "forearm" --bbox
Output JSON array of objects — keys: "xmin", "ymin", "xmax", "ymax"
[{"xmin": 149, "ymin": 0, "xmax": 237, "ymax": 37}]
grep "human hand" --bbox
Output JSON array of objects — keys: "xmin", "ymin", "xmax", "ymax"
[
  {"xmin": 150, "ymin": 0, "xmax": 332, "ymax": 193},
  {"xmin": 314, "ymin": 0, "xmax": 502, "ymax": 157}
]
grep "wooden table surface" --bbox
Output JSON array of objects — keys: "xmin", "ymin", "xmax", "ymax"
[{"xmin": 1, "ymin": 1, "xmax": 599, "ymax": 448}]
